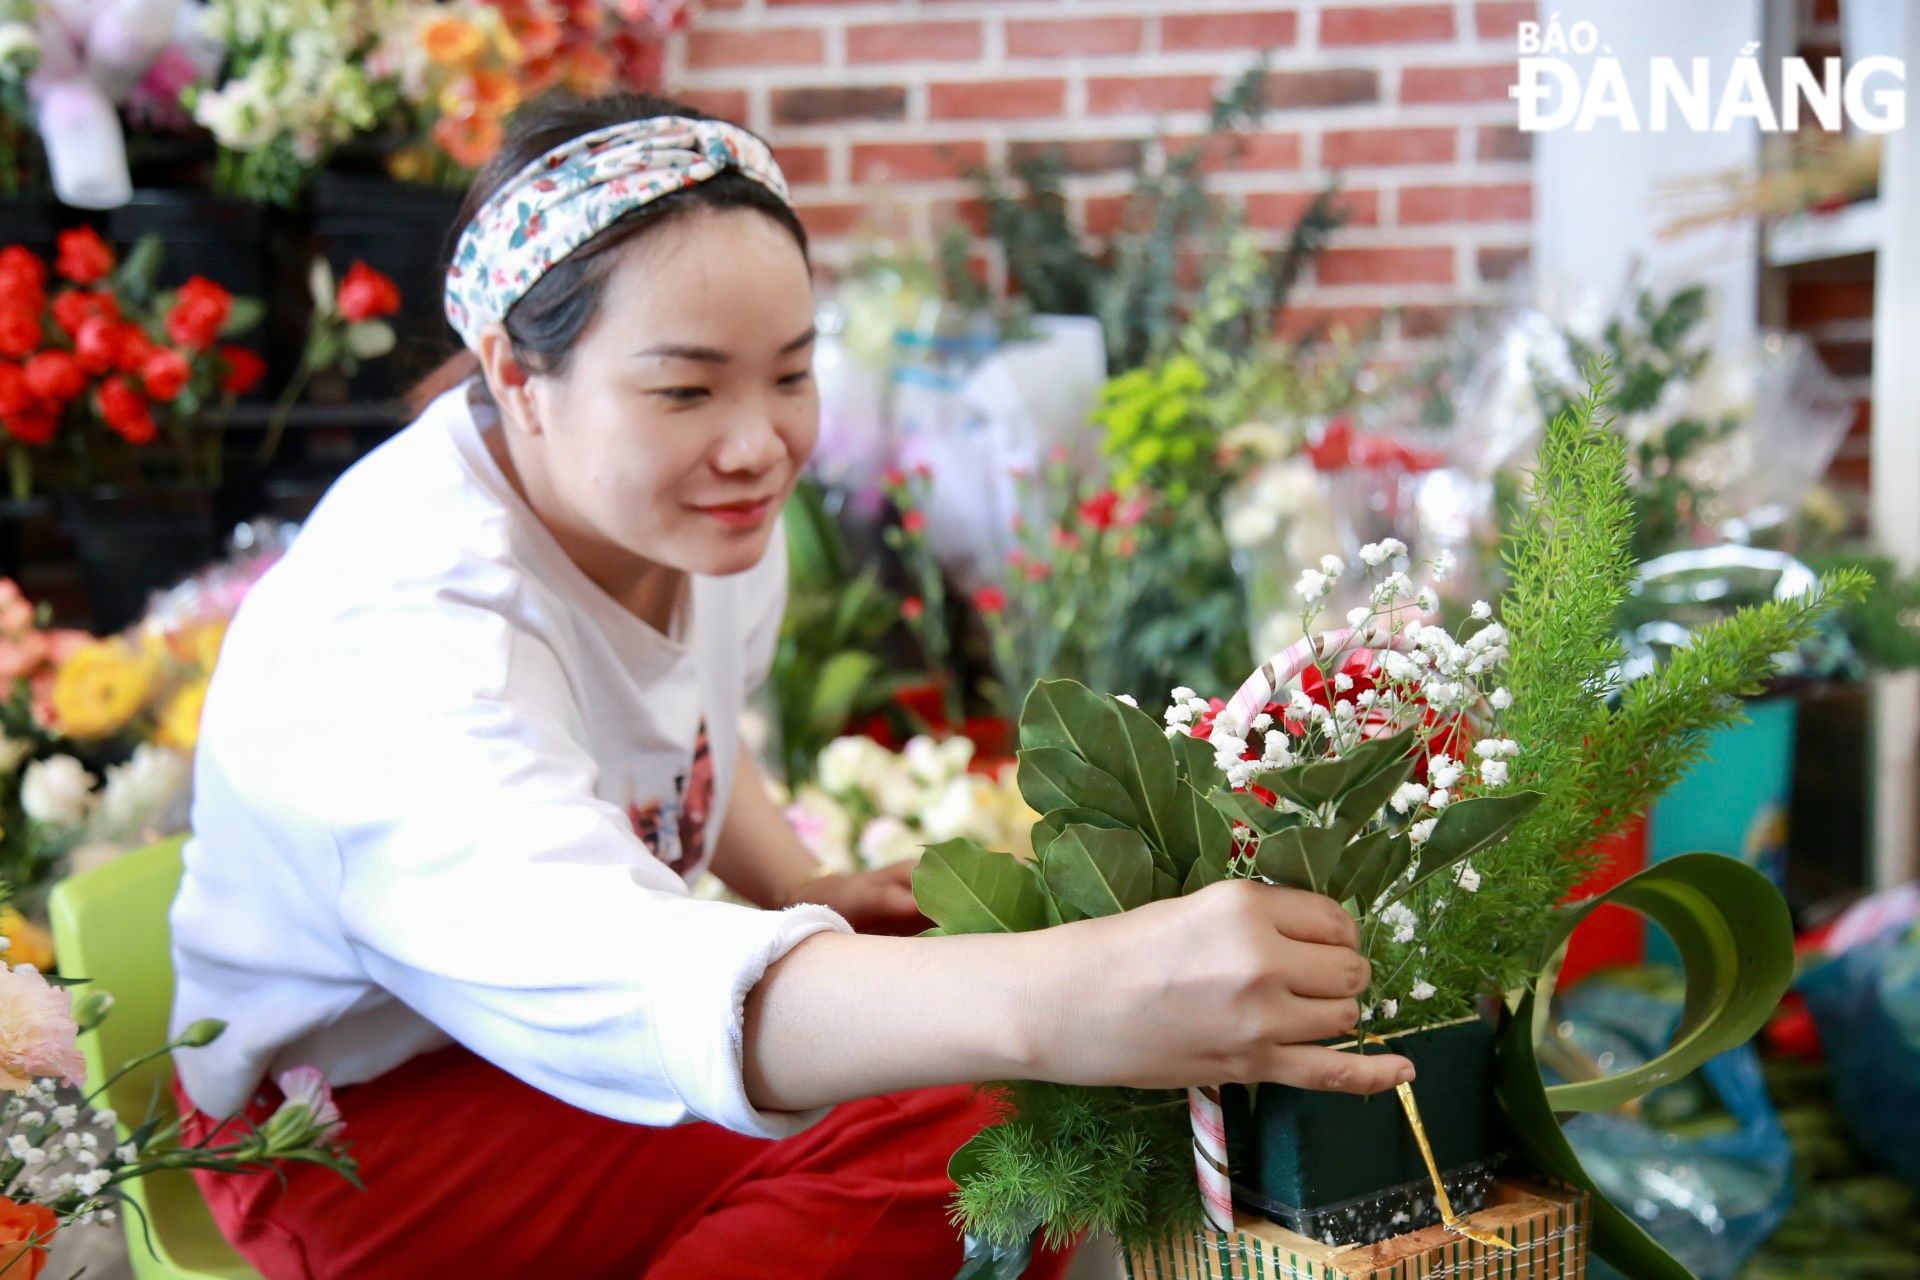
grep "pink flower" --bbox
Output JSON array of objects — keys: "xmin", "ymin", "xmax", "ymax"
[
  {"xmin": 0, "ymin": 964, "xmax": 85, "ymax": 1091},
  {"xmin": 0, "ymin": 633, "xmax": 44, "ymax": 681},
  {"xmin": 43, "ymin": 631, "xmax": 89, "ymax": 665},
  {"xmin": 0, "ymin": 580, "xmax": 30, "ymax": 635},
  {"xmin": 273, "ymin": 1066, "xmax": 346, "ymax": 1146}
]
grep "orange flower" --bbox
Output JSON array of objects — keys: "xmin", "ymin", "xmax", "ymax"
[
  {"xmin": 0, "ymin": 1195, "xmax": 55, "ymax": 1278},
  {"xmin": 505, "ymin": 11, "xmax": 562, "ymax": 60},
  {"xmin": 467, "ymin": 67, "xmax": 521, "ymax": 115},
  {"xmin": 433, "ymin": 112, "xmax": 504, "ymax": 169},
  {"xmin": 562, "ymin": 45, "xmax": 614, "ymax": 96},
  {"xmin": 421, "ymin": 16, "xmax": 485, "ymax": 67}
]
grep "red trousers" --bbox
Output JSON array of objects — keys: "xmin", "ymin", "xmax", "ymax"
[{"xmin": 178, "ymin": 1046, "xmax": 1078, "ymax": 1279}]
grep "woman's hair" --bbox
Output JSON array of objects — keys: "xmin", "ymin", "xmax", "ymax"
[{"xmin": 409, "ymin": 91, "xmax": 810, "ymax": 414}]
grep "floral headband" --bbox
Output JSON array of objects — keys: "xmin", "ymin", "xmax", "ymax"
[{"xmin": 443, "ymin": 116, "xmax": 793, "ymax": 351}]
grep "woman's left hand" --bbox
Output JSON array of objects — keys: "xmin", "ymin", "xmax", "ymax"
[{"xmin": 781, "ymin": 860, "xmax": 926, "ymax": 935}]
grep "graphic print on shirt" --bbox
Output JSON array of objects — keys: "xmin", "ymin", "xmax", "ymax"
[{"xmin": 627, "ymin": 722, "xmax": 714, "ymax": 877}]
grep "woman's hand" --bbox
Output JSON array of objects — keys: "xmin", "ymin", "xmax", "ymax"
[
  {"xmin": 779, "ymin": 859, "xmax": 926, "ymax": 935},
  {"xmin": 1024, "ymin": 879, "xmax": 1413, "ymax": 1096}
]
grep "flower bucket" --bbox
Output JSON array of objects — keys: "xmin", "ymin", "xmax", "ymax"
[{"xmin": 1219, "ymin": 1013, "xmax": 1502, "ymax": 1245}]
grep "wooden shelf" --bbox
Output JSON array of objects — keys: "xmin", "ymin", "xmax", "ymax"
[{"xmin": 1765, "ymin": 200, "xmax": 1883, "ymax": 267}]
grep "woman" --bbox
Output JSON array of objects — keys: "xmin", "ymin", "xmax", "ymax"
[{"xmin": 168, "ymin": 91, "xmax": 1413, "ymax": 1279}]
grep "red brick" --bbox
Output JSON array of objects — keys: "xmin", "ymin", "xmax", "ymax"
[
  {"xmin": 929, "ymin": 78, "xmax": 1066, "ymax": 119},
  {"xmin": 794, "ymin": 202, "xmax": 865, "ymax": 239},
  {"xmin": 1275, "ymin": 304, "xmax": 1385, "ymax": 342},
  {"xmin": 686, "ymin": 28, "xmax": 823, "ymax": 69},
  {"xmin": 1261, "ymin": 67, "xmax": 1379, "ymax": 109},
  {"xmin": 675, "ymin": 88, "xmax": 749, "ymax": 123},
  {"xmin": 1787, "ymin": 279, "xmax": 1875, "ymax": 326},
  {"xmin": 1474, "ymin": 2, "xmax": 1536, "ymax": 40},
  {"xmin": 1320, "ymin": 5, "xmax": 1454, "ymax": 46},
  {"xmin": 1477, "ymin": 124, "xmax": 1531, "ymax": 161},
  {"xmin": 1399, "ymin": 183, "xmax": 1532, "ymax": 224},
  {"xmin": 1477, "ymin": 245, "xmax": 1529, "ymax": 281},
  {"xmin": 1324, "ymin": 126, "xmax": 1455, "ymax": 167},
  {"xmin": 1401, "ymin": 63, "xmax": 1518, "ymax": 104},
  {"xmin": 1163, "ymin": 9, "xmax": 1299, "ymax": 51},
  {"xmin": 775, "ymin": 144, "xmax": 831, "ymax": 187},
  {"xmin": 1006, "ymin": 17, "xmax": 1145, "ymax": 57},
  {"xmin": 1811, "ymin": 0, "xmax": 1841, "ymax": 22},
  {"xmin": 851, "ymin": 140, "xmax": 988, "ymax": 182},
  {"xmin": 1814, "ymin": 339, "xmax": 1872, "ymax": 379},
  {"xmin": 1316, "ymin": 246, "xmax": 1453, "ymax": 286},
  {"xmin": 931, "ymin": 197, "xmax": 990, "ymax": 237},
  {"xmin": 1084, "ymin": 193, "xmax": 1131, "ymax": 238},
  {"xmin": 1165, "ymin": 131, "xmax": 1302, "ymax": 171},
  {"xmin": 1087, "ymin": 75, "xmax": 1214, "ymax": 115},
  {"xmin": 1008, "ymin": 137, "xmax": 1145, "ymax": 174},
  {"xmin": 772, "ymin": 85, "xmax": 907, "ymax": 126},
  {"xmin": 1247, "ymin": 188, "xmax": 1378, "ymax": 228},
  {"xmin": 1399, "ymin": 304, "xmax": 1462, "ymax": 339},
  {"xmin": 847, "ymin": 21, "xmax": 982, "ymax": 63}
]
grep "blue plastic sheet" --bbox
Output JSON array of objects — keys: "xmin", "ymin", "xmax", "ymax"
[{"xmin": 1797, "ymin": 924, "xmax": 1920, "ymax": 1190}]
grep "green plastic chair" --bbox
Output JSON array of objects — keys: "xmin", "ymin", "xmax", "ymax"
[{"xmin": 48, "ymin": 836, "xmax": 262, "ymax": 1280}]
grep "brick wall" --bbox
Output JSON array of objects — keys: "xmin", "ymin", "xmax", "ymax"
[{"xmin": 664, "ymin": 0, "xmax": 1536, "ymax": 355}]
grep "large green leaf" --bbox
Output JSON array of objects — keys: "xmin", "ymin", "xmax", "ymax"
[
  {"xmin": 1251, "ymin": 824, "xmax": 1349, "ymax": 894},
  {"xmin": 1040, "ymin": 825, "xmax": 1156, "ymax": 919},
  {"xmin": 912, "ymin": 839, "xmax": 1048, "ymax": 935},
  {"xmin": 1331, "ymin": 736, "xmax": 1420, "ymax": 832},
  {"xmin": 1166, "ymin": 781, "xmax": 1233, "ymax": 881},
  {"xmin": 1168, "ymin": 729, "xmax": 1217, "ymax": 786},
  {"xmin": 1266, "ymin": 729, "xmax": 1416, "ymax": 811},
  {"xmin": 1183, "ymin": 834, "xmax": 1234, "ymax": 893},
  {"xmin": 1495, "ymin": 854, "xmax": 1797, "ymax": 1280},
  {"xmin": 1321, "ymin": 828, "xmax": 1400, "ymax": 906},
  {"xmin": 1016, "ymin": 748, "xmax": 1143, "ymax": 826},
  {"xmin": 1031, "ymin": 806, "xmax": 1128, "ymax": 854},
  {"xmin": 1390, "ymin": 791, "xmax": 1543, "ymax": 901},
  {"xmin": 1207, "ymin": 789, "xmax": 1302, "ymax": 837}
]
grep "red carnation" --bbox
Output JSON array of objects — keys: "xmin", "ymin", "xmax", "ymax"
[
  {"xmin": 0, "ymin": 362, "xmax": 30, "ymax": 417},
  {"xmin": 0, "ymin": 245, "xmax": 46, "ymax": 302},
  {"xmin": 52, "ymin": 288, "xmax": 117, "ymax": 336},
  {"xmin": 164, "ymin": 277, "xmax": 232, "ymax": 351},
  {"xmin": 335, "ymin": 261, "xmax": 401, "ymax": 323},
  {"xmin": 972, "ymin": 585, "xmax": 1007, "ymax": 616},
  {"xmin": 97, "ymin": 376, "xmax": 155, "ymax": 444},
  {"xmin": 901, "ymin": 596, "xmax": 924, "ymax": 621},
  {"xmin": 1078, "ymin": 489, "xmax": 1119, "ymax": 531},
  {"xmin": 900, "ymin": 510, "xmax": 926, "ymax": 535},
  {"xmin": 23, "ymin": 351, "xmax": 84, "ymax": 404},
  {"xmin": 140, "ymin": 347, "xmax": 192, "ymax": 402},
  {"xmin": 881, "ymin": 467, "xmax": 907, "ymax": 489},
  {"xmin": 73, "ymin": 316, "xmax": 122, "ymax": 374},
  {"xmin": 0, "ymin": 304, "xmax": 39, "ymax": 359},
  {"xmin": 55, "ymin": 227, "xmax": 115, "ymax": 285},
  {"xmin": 3, "ymin": 404, "xmax": 57, "ymax": 446},
  {"xmin": 218, "ymin": 345, "xmax": 266, "ymax": 395}
]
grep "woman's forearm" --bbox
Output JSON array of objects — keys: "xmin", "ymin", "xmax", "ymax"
[
  {"xmin": 741, "ymin": 929, "xmax": 1057, "ymax": 1112},
  {"xmin": 711, "ymin": 747, "xmax": 828, "ymax": 908}
]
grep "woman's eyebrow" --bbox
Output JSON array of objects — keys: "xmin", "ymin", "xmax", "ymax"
[{"xmin": 633, "ymin": 326, "xmax": 817, "ymax": 364}]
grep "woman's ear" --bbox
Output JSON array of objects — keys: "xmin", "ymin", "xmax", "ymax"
[{"xmin": 476, "ymin": 326, "xmax": 543, "ymax": 436}]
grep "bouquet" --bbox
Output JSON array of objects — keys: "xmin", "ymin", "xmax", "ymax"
[
  {"xmin": 0, "ymin": 229, "xmax": 266, "ymax": 499},
  {"xmin": 917, "ymin": 370, "xmax": 1867, "ymax": 1273}
]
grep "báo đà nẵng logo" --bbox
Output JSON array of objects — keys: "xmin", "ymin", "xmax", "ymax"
[{"xmin": 1509, "ymin": 16, "xmax": 1906, "ymax": 134}]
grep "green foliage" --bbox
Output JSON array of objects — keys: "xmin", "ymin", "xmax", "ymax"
[
  {"xmin": 1807, "ymin": 551, "xmax": 1920, "ymax": 672},
  {"xmin": 1092, "ymin": 357, "xmax": 1212, "ymax": 502}
]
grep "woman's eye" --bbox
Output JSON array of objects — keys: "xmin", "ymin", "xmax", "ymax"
[
  {"xmin": 654, "ymin": 386, "xmax": 710, "ymax": 404},
  {"xmin": 778, "ymin": 370, "xmax": 813, "ymax": 389}
]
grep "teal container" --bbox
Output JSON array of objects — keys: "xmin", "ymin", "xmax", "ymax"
[{"xmin": 1220, "ymin": 1013, "xmax": 1502, "ymax": 1245}]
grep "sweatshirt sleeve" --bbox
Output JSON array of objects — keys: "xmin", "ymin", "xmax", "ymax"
[{"xmin": 319, "ymin": 611, "xmax": 849, "ymax": 1138}]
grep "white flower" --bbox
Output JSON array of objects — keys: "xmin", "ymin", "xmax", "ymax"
[
  {"xmin": 1296, "ymin": 569, "xmax": 1329, "ymax": 602},
  {"xmin": 1428, "ymin": 789, "xmax": 1451, "ymax": 811},
  {"xmin": 1358, "ymin": 1005, "xmax": 1375, "ymax": 1023},
  {"xmin": 816, "ymin": 737, "xmax": 880, "ymax": 796},
  {"xmin": 1416, "ymin": 587, "xmax": 1439, "ymax": 614},
  {"xmin": 921, "ymin": 777, "xmax": 994, "ymax": 844},
  {"xmin": 21, "ymin": 756, "xmax": 97, "ymax": 828},
  {"xmin": 1389, "ymin": 781, "xmax": 1429, "ymax": 815},
  {"xmin": 1473, "ymin": 737, "xmax": 1519, "ymax": 760},
  {"xmin": 1346, "ymin": 606, "xmax": 1371, "ymax": 628},
  {"xmin": 1409, "ymin": 818, "xmax": 1438, "ymax": 847},
  {"xmin": 1381, "ymin": 652, "xmax": 1417, "ymax": 683},
  {"xmin": 1381, "ymin": 901, "xmax": 1417, "ymax": 944},
  {"xmin": 1319, "ymin": 555, "xmax": 1346, "ymax": 578},
  {"xmin": 1261, "ymin": 733, "xmax": 1294, "ymax": 767},
  {"xmin": 1171, "ymin": 687, "xmax": 1196, "ymax": 704},
  {"xmin": 115, "ymin": 1143, "xmax": 136, "ymax": 1163},
  {"xmin": 92, "ymin": 1108, "xmax": 116, "ymax": 1129},
  {"xmin": 75, "ymin": 1168, "xmax": 110, "ymax": 1196},
  {"xmin": 87, "ymin": 744, "xmax": 191, "ymax": 846},
  {"xmin": 1371, "ymin": 572, "xmax": 1412, "ymax": 608},
  {"xmin": 857, "ymin": 816, "xmax": 921, "ymax": 867},
  {"xmin": 1410, "ymin": 980, "xmax": 1437, "ymax": 1001},
  {"xmin": 1432, "ymin": 549, "xmax": 1456, "ymax": 581},
  {"xmin": 1287, "ymin": 688, "xmax": 1316, "ymax": 719},
  {"xmin": 1333, "ymin": 673, "xmax": 1354, "ymax": 693},
  {"xmin": 1470, "ymin": 600, "xmax": 1492, "ymax": 621},
  {"xmin": 1251, "ymin": 713, "xmax": 1273, "ymax": 732},
  {"xmin": 1381, "ymin": 998, "xmax": 1400, "ymax": 1018},
  {"xmin": 0, "ymin": 21, "xmax": 41, "ymax": 69},
  {"xmin": 903, "ymin": 736, "xmax": 952, "ymax": 786},
  {"xmin": 1358, "ymin": 541, "xmax": 1390, "ymax": 567},
  {"xmin": 1480, "ymin": 760, "xmax": 1509, "ymax": 788},
  {"xmin": 1115, "ymin": 694, "xmax": 1138, "ymax": 708},
  {"xmin": 1489, "ymin": 688, "xmax": 1513, "ymax": 711},
  {"xmin": 1428, "ymin": 754, "xmax": 1461, "ymax": 790},
  {"xmin": 1454, "ymin": 862, "xmax": 1482, "ymax": 892}
]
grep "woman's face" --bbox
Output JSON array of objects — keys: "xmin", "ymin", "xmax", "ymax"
[{"xmin": 520, "ymin": 205, "xmax": 819, "ymax": 581}]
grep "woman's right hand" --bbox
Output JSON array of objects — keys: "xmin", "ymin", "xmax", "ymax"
[{"xmin": 1025, "ymin": 879, "xmax": 1414, "ymax": 1096}]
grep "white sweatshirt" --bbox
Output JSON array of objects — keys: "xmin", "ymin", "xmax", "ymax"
[{"xmin": 168, "ymin": 378, "xmax": 850, "ymax": 1138}]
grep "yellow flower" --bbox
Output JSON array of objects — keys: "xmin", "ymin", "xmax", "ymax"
[
  {"xmin": 0, "ymin": 910, "xmax": 52, "ymax": 973},
  {"xmin": 421, "ymin": 16, "xmax": 485, "ymax": 67},
  {"xmin": 174, "ymin": 621, "xmax": 228, "ymax": 675},
  {"xmin": 49, "ymin": 641, "xmax": 153, "ymax": 741},
  {"xmin": 155, "ymin": 678, "xmax": 209, "ymax": 753}
]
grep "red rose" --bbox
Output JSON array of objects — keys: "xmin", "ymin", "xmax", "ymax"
[
  {"xmin": 0, "ymin": 305, "xmax": 38, "ymax": 359},
  {"xmin": 23, "ymin": 351, "xmax": 84, "ymax": 404},
  {"xmin": 140, "ymin": 348, "xmax": 192, "ymax": 402},
  {"xmin": 54, "ymin": 227, "xmax": 115, "ymax": 285},
  {"xmin": 2, "ymin": 404, "xmax": 57, "ymax": 446},
  {"xmin": 335, "ymin": 261, "xmax": 401, "ymax": 322},
  {"xmin": 52, "ymin": 289, "xmax": 117, "ymax": 337},
  {"xmin": 972, "ymin": 585, "xmax": 1007, "ymax": 616},
  {"xmin": 73, "ymin": 317, "xmax": 121, "ymax": 374},
  {"xmin": 164, "ymin": 277, "xmax": 232, "ymax": 351},
  {"xmin": 0, "ymin": 246, "xmax": 46, "ymax": 302},
  {"xmin": 0, "ymin": 363, "xmax": 30, "ymax": 417},
  {"xmin": 113, "ymin": 326, "xmax": 157, "ymax": 375},
  {"xmin": 218, "ymin": 345, "xmax": 265, "ymax": 395},
  {"xmin": 97, "ymin": 376, "xmax": 155, "ymax": 445}
]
